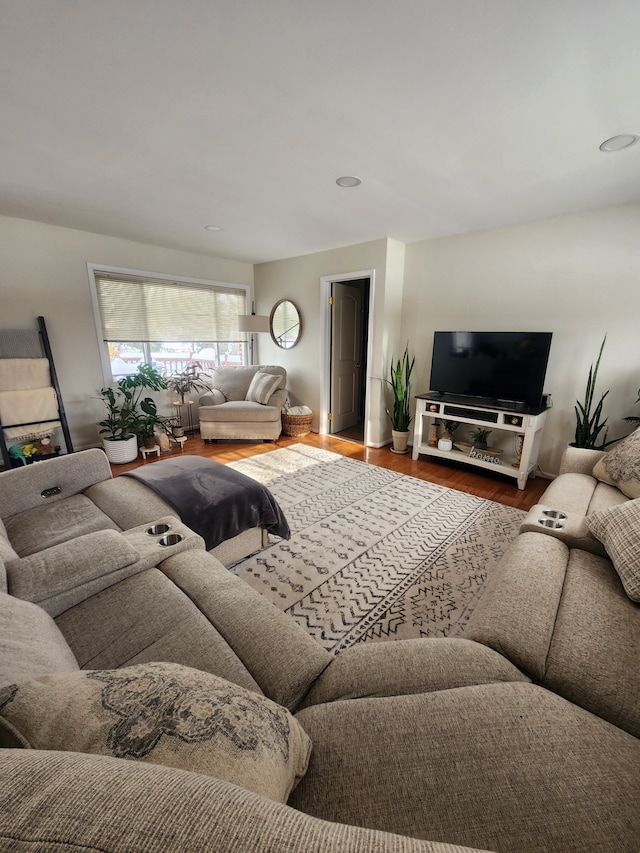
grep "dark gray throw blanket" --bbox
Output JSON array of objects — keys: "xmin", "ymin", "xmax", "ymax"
[{"xmin": 123, "ymin": 456, "xmax": 290, "ymax": 551}]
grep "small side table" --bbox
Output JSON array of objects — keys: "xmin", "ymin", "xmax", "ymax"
[
  {"xmin": 140, "ymin": 444, "xmax": 161, "ymax": 460},
  {"xmin": 171, "ymin": 435, "xmax": 188, "ymax": 451}
]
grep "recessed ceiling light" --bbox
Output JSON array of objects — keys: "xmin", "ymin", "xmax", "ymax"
[
  {"xmin": 599, "ymin": 134, "xmax": 640, "ymax": 152},
  {"xmin": 204, "ymin": 224, "xmax": 223, "ymax": 231},
  {"xmin": 336, "ymin": 175, "xmax": 362, "ymax": 188}
]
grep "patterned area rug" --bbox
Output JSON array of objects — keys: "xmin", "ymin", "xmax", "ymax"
[{"xmin": 229, "ymin": 444, "xmax": 524, "ymax": 655}]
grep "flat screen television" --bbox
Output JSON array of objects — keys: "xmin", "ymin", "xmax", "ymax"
[{"xmin": 429, "ymin": 331, "xmax": 553, "ymax": 411}]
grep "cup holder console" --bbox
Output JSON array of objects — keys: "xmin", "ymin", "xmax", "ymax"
[
  {"xmin": 158, "ymin": 533, "xmax": 184, "ymax": 547},
  {"xmin": 536, "ymin": 508, "xmax": 567, "ymax": 530},
  {"xmin": 146, "ymin": 523, "xmax": 171, "ymax": 536}
]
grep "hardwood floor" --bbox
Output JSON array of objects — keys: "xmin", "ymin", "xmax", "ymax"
[{"xmin": 112, "ymin": 431, "xmax": 550, "ymax": 511}]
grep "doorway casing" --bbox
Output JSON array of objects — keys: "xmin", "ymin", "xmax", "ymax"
[{"xmin": 319, "ymin": 269, "xmax": 375, "ymax": 445}]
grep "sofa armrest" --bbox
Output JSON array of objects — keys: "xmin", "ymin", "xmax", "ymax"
[
  {"xmin": 5, "ymin": 529, "xmax": 140, "ymax": 617},
  {"xmin": 199, "ymin": 388, "xmax": 226, "ymax": 406},
  {"xmin": 0, "ymin": 750, "xmax": 494, "ymax": 853},
  {"xmin": 559, "ymin": 445, "xmax": 606, "ymax": 475},
  {"xmin": 267, "ymin": 386, "xmax": 288, "ymax": 409},
  {"xmin": 0, "ymin": 449, "xmax": 112, "ymax": 521},
  {"xmin": 465, "ymin": 532, "xmax": 569, "ymax": 682}
]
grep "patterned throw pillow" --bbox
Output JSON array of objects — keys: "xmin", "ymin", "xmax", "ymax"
[
  {"xmin": 586, "ymin": 500, "xmax": 640, "ymax": 602},
  {"xmin": 0, "ymin": 662, "xmax": 311, "ymax": 802},
  {"xmin": 592, "ymin": 429, "xmax": 640, "ymax": 499},
  {"xmin": 246, "ymin": 371, "xmax": 283, "ymax": 405}
]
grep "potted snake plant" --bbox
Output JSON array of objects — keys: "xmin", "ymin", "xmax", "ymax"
[{"xmin": 384, "ymin": 344, "xmax": 415, "ymax": 454}]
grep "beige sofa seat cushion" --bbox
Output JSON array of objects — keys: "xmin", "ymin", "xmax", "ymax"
[
  {"xmin": 0, "ymin": 751, "xmax": 493, "ymax": 853},
  {"xmin": 5, "ymin": 493, "xmax": 119, "ymax": 557},
  {"xmin": 0, "ymin": 662, "xmax": 311, "ymax": 803},
  {"xmin": 543, "ymin": 546, "xmax": 640, "ymax": 737},
  {"xmin": 198, "ymin": 399, "xmax": 282, "ymax": 423},
  {"xmin": 300, "ymin": 638, "xmax": 529, "ymax": 708},
  {"xmin": 0, "ymin": 593, "xmax": 79, "ymax": 688},
  {"xmin": 55, "ymin": 567, "xmax": 264, "ymax": 696},
  {"xmin": 539, "ymin": 471, "xmax": 627, "ymax": 517},
  {"xmin": 85, "ymin": 476, "xmax": 175, "ymax": 530},
  {"xmin": 291, "ymin": 682, "xmax": 640, "ymax": 853}
]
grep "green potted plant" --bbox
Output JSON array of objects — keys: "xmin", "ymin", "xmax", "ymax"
[
  {"xmin": 384, "ymin": 344, "xmax": 415, "ymax": 453},
  {"xmin": 470, "ymin": 426, "xmax": 492, "ymax": 450},
  {"xmin": 573, "ymin": 336, "xmax": 616, "ymax": 449},
  {"xmin": 97, "ymin": 363, "xmax": 167, "ymax": 463},
  {"xmin": 133, "ymin": 399, "xmax": 175, "ymax": 449},
  {"xmin": 165, "ymin": 363, "xmax": 210, "ymax": 404},
  {"xmin": 440, "ymin": 420, "xmax": 461, "ymax": 441}
]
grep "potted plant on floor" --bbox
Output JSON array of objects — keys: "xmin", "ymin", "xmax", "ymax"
[
  {"xmin": 97, "ymin": 363, "xmax": 168, "ymax": 463},
  {"xmin": 572, "ymin": 335, "xmax": 616, "ymax": 449},
  {"xmin": 384, "ymin": 344, "xmax": 415, "ymax": 454}
]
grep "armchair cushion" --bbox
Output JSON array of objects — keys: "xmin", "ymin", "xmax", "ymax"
[
  {"xmin": 246, "ymin": 371, "xmax": 284, "ymax": 404},
  {"xmin": 198, "ymin": 388, "xmax": 226, "ymax": 406},
  {"xmin": 0, "ymin": 662, "xmax": 312, "ymax": 803}
]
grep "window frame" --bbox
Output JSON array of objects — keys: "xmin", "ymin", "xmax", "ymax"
[{"xmin": 87, "ymin": 263, "xmax": 251, "ymax": 384}]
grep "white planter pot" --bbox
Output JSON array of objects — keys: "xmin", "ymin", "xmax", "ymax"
[{"xmin": 102, "ymin": 435, "xmax": 138, "ymax": 464}]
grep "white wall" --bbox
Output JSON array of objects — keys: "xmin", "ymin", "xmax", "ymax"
[
  {"xmin": 402, "ymin": 202, "xmax": 640, "ymax": 473},
  {"xmin": 3, "ymin": 203, "xmax": 638, "ymax": 475},
  {"xmin": 0, "ymin": 216, "xmax": 253, "ymax": 450},
  {"xmin": 254, "ymin": 238, "xmax": 405, "ymax": 446}
]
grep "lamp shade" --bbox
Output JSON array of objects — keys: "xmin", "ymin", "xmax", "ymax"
[{"xmin": 238, "ymin": 314, "xmax": 270, "ymax": 333}]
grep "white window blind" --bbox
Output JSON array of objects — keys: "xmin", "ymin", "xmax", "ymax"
[{"xmin": 95, "ymin": 274, "xmax": 246, "ymax": 342}]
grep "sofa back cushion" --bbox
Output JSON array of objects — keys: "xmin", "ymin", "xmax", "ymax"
[
  {"xmin": 5, "ymin": 494, "xmax": 120, "ymax": 557},
  {"xmin": 0, "ymin": 448, "xmax": 112, "ymax": 521},
  {"xmin": 246, "ymin": 371, "xmax": 285, "ymax": 405},
  {"xmin": 0, "ymin": 593, "xmax": 79, "ymax": 689},
  {"xmin": 211, "ymin": 365, "xmax": 286, "ymax": 402}
]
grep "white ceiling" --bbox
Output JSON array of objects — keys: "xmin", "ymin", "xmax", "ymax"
[{"xmin": 2, "ymin": 0, "xmax": 640, "ymax": 264}]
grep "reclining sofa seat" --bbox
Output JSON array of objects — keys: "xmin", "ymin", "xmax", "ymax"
[{"xmin": 197, "ymin": 364, "xmax": 287, "ymax": 441}]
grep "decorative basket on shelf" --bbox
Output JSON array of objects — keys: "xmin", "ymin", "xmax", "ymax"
[{"xmin": 282, "ymin": 409, "xmax": 312, "ymax": 437}]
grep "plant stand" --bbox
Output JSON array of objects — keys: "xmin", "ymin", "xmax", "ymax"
[{"xmin": 140, "ymin": 444, "xmax": 161, "ymax": 460}]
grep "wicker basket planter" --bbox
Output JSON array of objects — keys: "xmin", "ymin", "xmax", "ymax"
[{"xmin": 282, "ymin": 412, "xmax": 312, "ymax": 437}]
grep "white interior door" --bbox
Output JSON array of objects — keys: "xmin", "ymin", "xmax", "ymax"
[{"xmin": 330, "ymin": 281, "xmax": 364, "ymax": 433}]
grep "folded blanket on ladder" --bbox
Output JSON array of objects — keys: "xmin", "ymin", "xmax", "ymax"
[
  {"xmin": 0, "ymin": 387, "xmax": 61, "ymax": 441},
  {"xmin": 123, "ymin": 455, "xmax": 290, "ymax": 551}
]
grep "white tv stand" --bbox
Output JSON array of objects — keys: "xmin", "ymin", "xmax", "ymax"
[{"xmin": 412, "ymin": 394, "xmax": 549, "ymax": 490}]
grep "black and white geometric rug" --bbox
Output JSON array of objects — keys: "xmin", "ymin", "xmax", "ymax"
[{"xmin": 229, "ymin": 444, "xmax": 524, "ymax": 655}]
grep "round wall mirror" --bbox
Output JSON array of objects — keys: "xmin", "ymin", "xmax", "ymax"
[{"xmin": 270, "ymin": 299, "xmax": 302, "ymax": 349}]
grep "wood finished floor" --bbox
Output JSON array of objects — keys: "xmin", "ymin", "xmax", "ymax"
[{"xmin": 112, "ymin": 431, "xmax": 550, "ymax": 511}]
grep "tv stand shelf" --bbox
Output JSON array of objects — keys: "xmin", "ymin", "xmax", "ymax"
[{"xmin": 412, "ymin": 393, "xmax": 548, "ymax": 490}]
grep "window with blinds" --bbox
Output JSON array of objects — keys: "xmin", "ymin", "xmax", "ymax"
[{"xmin": 90, "ymin": 268, "xmax": 250, "ymax": 380}]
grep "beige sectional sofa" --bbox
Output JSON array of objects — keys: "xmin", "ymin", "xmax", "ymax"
[{"xmin": 1, "ymin": 441, "xmax": 640, "ymax": 852}]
